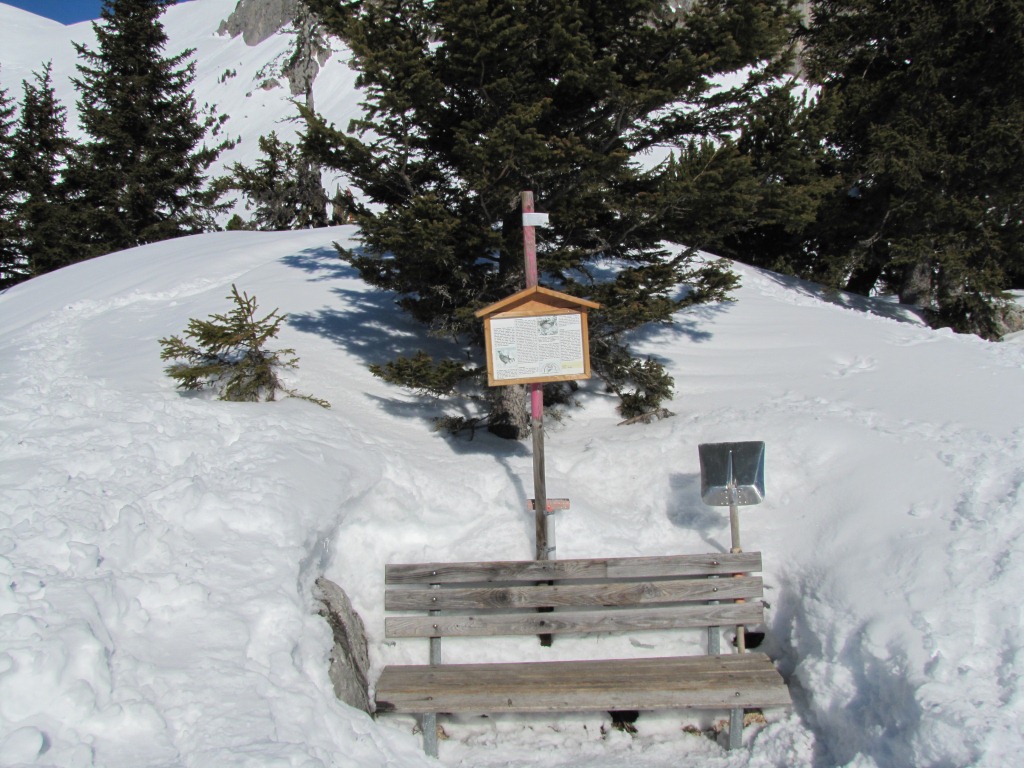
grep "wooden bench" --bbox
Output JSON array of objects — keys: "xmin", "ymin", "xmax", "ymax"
[{"xmin": 374, "ymin": 551, "xmax": 791, "ymax": 757}]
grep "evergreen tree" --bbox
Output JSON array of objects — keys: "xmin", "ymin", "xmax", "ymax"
[
  {"xmin": 228, "ymin": 131, "xmax": 328, "ymax": 230},
  {"xmin": 0, "ymin": 77, "xmax": 20, "ymax": 288},
  {"xmin": 71, "ymin": 0, "xmax": 228, "ymax": 257},
  {"xmin": 720, "ymin": 80, "xmax": 841, "ymax": 278},
  {"xmin": 294, "ymin": 153, "xmax": 329, "ymax": 229},
  {"xmin": 9, "ymin": 64, "xmax": 84, "ymax": 277},
  {"xmin": 302, "ymin": 0, "xmax": 799, "ymax": 436},
  {"xmin": 803, "ymin": 0, "xmax": 1024, "ymax": 338},
  {"xmin": 159, "ymin": 284, "xmax": 330, "ymax": 407}
]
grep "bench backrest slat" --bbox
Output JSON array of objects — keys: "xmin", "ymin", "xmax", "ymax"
[
  {"xmin": 385, "ymin": 575, "xmax": 763, "ymax": 611},
  {"xmin": 385, "ymin": 602, "xmax": 764, "ymax": 638},
  {"xmin": 384, "ymin": 552, "xmax": 765, "ymax": 642},
  {"xmin": 385, "ymin": 552, "xmax": 761, "ymax": 585}
]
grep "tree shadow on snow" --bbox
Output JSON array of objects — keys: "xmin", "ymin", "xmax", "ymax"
[
  {"xmin": 618, "ymin": 299, "xmax": 727, "ymax": 349},
  {"xmin": 280, "ymin": 245, "xmax": 729, "ymax": 469},
  {"xmin": 282, "ymin": 247, "xmax": 533, "ymax": 462},
  {"xmin": 282, "ymin": 245, "xmax": 438, "ymax": 368},
  {"xmin": 289, "ymin": 285, "xmax": 430, "ymax": 366},
  {"xmin": 279, "ymin": 245, "xmax": 360, "ymax": 282},
  {"xmin": 759, "ymin": 269, "xmax": 929, "ymax": 326}
]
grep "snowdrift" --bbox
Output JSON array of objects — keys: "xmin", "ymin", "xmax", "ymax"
[{"xmin": 2, "ymin": 227, "xmax": 1023, "ymax": 767}]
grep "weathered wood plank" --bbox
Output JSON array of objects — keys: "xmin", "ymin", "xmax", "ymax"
[
  {"xmin": 606, "ymin": 552, "xmax": 762, "ymax": 579},
  {"xmin": 385, "ymin": 552, "xmax": 762, "ymax": 584},
  {"xmin": 375, "ymin": 654, "xmax": 792, "ymax": 713},
  {"xmin": 385, "ymin": 576, "xmax": 764, "ymax": 611},
  {"xmin": 384, "ymin": 602, "xmax": 764, "ymax": 638}
]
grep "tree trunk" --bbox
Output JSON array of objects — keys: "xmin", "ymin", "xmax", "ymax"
[
  {"xmin": 488, "ymin": 383, "xmax": 530, "ymax": 440},
  {"xmin": 487, "ymin": 203, "xmax": 531, "ymax": 439},
  {"xmin": 498, "ymin": 206, "xmax": 525, "ymax": 288},
  {"xmin": 898, "ymin": 259, "xmax": 934, "ymax": 307}
]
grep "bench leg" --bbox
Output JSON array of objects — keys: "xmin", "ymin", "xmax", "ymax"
[
  {"xmin": 727, "ymin": 707, "xmax": 744, "ymax": 750},
  {"xmin": 420, "ymin": 713, "xmax": 438, "ymax": 757},
  {"xmin": 707, "ymin": 625, "xmax": 721, "ymax": 655}
]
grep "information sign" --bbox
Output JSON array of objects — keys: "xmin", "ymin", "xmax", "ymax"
[
  {"xmin": 488, "ymin": 312, "xmax": 586, "ymax": 383},
  {"xmin": 475, "ymin": 286, "xmax": 600, "ymax": 387}
]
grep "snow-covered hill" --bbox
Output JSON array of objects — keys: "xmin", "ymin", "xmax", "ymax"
[
  {"xmin": 0, "ymin": 0, "xmax": 360, "ymax": 188},
  {"xmin": 1, "ymin": 224, "xmax": 1023, "ymax": 767}
]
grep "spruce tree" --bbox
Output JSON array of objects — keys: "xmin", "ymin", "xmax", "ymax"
[
  {"xmin": 71, "ymin": 0, "xmax": 227, "ymax": 257},
  {"xmin": 0, "ymin": 78, "xmax": 20, "ymax": 288},
  {"xmin": 9, "ymin": 64, "xmax": 84, "ymax": 277},
  {"xmin": 720, "ymin": 81, "xmax": 841, "ymax": 279},
  {"xmin": 159, "ymin": 284, "xmax": 330, "ymax": 407},
  {"xmin": 228, "ymin": 131, "xmax": 328, "ymax": 231},
  {"xmin": 302, "ymin": 0, "xmax": 799, "ymax": 436},
  {"xmin": 803, "ymin": 0, "xmax": 1024, "ymax": 338}
]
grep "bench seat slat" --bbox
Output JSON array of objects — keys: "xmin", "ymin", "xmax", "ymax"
[
  {"xmin": 385, "ymin": 575, "xmax": 763, "ymax": 611},
  {"xmin": 385, "ymin": 601, "xmax": 763, "ymax": 638},
  {"xmin": 375, "ymin": 654, "xmax": 792, "ymax": 714},
  {"xmin": 386, "ymin": 552, "xmax": 762, "ymax": 585}
]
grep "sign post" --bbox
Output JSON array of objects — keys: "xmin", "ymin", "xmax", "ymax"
[
  {"xmin": 474, "ymin": 193, "xmax": 599, "ymax": 567},
  {"xmin": 523, "ymin": 192, "xmax": 548, "ymax": 562}
]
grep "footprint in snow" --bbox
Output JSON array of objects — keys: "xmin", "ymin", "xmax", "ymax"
[{"xmin": 829, "ymin": 356, "xmax": 878, "ymax": 378}]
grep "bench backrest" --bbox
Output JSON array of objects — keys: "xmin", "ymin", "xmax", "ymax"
[{"xmin": 384, "ymin": 552, "xmax": 764, "ymax": 640}]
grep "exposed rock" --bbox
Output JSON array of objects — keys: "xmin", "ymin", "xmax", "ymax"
[
  {"xmin": 996, "ymin": 300, "xmax": 1024, "ymax": 339},
  {"xmin": 314, "ymin": 577, "xmax": 372, "ymax": 713},
  {"xmin": 218, "ymin": 0, "xmax": 300, "ymax": 46},
  {"xmin": 218, "ymin": 1, "xmax": 332, "ymax": 105},
  {"xmin": 281, "ymin": 5, "xmax": 332, "ymax": 102},
  {"xmin": 897, "ymin": 260, "xmax": 935, "ymax": 307}
]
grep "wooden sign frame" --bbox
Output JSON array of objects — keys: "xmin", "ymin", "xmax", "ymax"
[{"xmin": 475, "ymin": 286, "xmax": 600, "ymax": 387}]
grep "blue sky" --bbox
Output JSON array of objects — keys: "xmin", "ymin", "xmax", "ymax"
[{"xmin": 4, "ymin": 1, "xmax": 185, "ymax": 25}]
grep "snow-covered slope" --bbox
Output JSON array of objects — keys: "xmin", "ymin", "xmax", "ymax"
[
  {"xmin": 0, "ymin": 0, "xmax": 360, "ymax": 182},
  {"xmin": 1, "ymin": 226, "xmax": 1023, "ymax": 767}
]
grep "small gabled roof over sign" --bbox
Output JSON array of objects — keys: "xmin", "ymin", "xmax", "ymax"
[{"xmin": 474, "ymin": 285, "xmax": 600, "ymax": 320}]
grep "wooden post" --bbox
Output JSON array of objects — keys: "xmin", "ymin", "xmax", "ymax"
[
  {"xmin": 522, "ymin": 191, "xmax": 538, "ymax": 289},
  {"xmin": 533, "ymin": 427, "xmax": 550, "ymax": 557},
  {"xmin": 522, "ymin": 191, "xmax": 551, "ymax": 562},
  {"xmin": 728, "ymin": 482, "xmax": 747, "ymax": 655},
  {"xmin": 730, "ymin": 502, "xmax": 743, "ymax": 556},
  {"xmin": 727, "ymin": 480, "xmax": 744, "ymax": 749},
  {"xmin": 523, "ymin": 190, "xmax": 554, "ymax": 647}
]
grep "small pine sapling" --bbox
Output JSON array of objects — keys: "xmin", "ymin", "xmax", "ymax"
[
  {"xmin": 159, "ymin": 285, "xmax": 329, "ymax": 407},
  {"xmin": 615, "ymin": 358, "xmax": 675, "ymax": 425}
]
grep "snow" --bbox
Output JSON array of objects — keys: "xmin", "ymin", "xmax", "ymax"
[
  {"xmin": 0, "ymin": 0, "xmax": 360, "ymax": 187},
  {"xmin": 2, "ymin": 226, "xmax": 1023, "ymax": 767},
  {"xmin": 3, "ymin": 1, "xmax": 1024, "ymax": 766}
]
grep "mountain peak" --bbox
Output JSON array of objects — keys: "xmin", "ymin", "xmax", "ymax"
[{"xmin": 216, "ymin": 0, "xmax": 300, "ymax": 46}]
